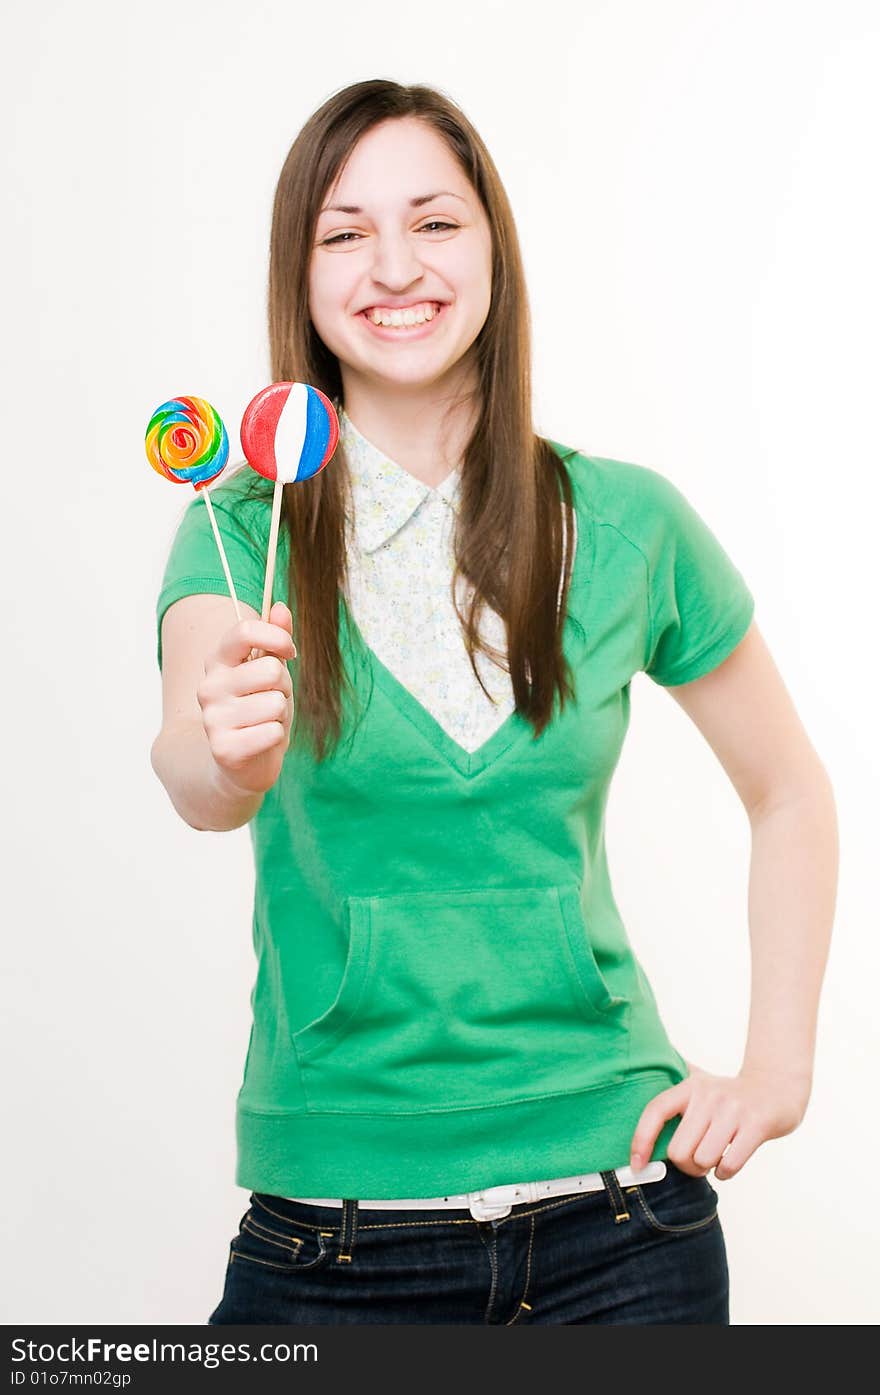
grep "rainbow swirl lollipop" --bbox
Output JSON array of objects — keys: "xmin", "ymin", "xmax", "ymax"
[
  {"xmin": 146, "ymin": 394, "xmax": 241, "ymax": 620},
  {"xmin": 146, "ymin": 395, "xmax": 229, "ymax": 490}
]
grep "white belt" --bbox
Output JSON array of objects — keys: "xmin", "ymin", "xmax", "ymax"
[{"xmin": 283, "ymin": 1161, "xmax": 667, "ymax": 1221}]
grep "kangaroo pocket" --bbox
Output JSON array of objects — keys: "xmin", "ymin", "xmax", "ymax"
[{"xmin": 290, "ymin": 884, "xmax": 630, "ymax": 1113}]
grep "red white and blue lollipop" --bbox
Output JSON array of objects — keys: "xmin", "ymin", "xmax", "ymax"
[{"xmin": 240, "ymin": 382, "xmax": 339, "ymax": 621}]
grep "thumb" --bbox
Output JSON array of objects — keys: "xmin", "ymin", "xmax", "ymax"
[
  {"xmin": 269, "ymin": 600, "xmax": 293, "ymax": 632},
  {"xmin": 268, "ymin": 600, "xmax": 297, "ymax": 658}
]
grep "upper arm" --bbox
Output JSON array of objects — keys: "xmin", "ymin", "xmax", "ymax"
[
  {"xmin": 661, "ymin": 618, "xmax": 830, "ymax": 816},
  {"xmin": 157, "ymin": 593, "xmax": 260, "ymax": 735}
]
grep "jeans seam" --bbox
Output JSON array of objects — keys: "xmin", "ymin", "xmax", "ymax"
[
  {"xmin": 250, "ymin": 1194, "xmax": 331, "ymax": 1233},
  {"xmin": 230, "ymin": 1250, "xmax": 303, "ymax": 1273},
  {"xmin": 631, "ymin": 1185, "xmax": 719, "ymax": 1234},
  {"xmin": 242, "ymin": 1218, "xmax": 305, "ymax": 1258},
  {"xmin": 505, "ymin": 1214, "xmax": 536, "ymax": 1325},
  {"xmin": 478, "ymin": 1227, "xmax": 499, "ymax": 1324}
]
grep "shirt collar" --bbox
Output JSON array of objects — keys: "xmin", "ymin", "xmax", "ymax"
[{"xmin": 340, "ymin": 407, "xmax": 462, "ymax": 555}]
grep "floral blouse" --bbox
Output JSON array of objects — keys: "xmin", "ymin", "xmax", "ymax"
[{"xmin": 339, "ymin": 408, "xmax": 576, "ymax": 754}]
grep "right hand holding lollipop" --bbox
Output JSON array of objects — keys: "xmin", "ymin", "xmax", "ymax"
[
  {"xmin": 197, "ymin": 601, "xmax": 298, "ymax": 796},
  {"xmin": 148, "ymin": 382, "xmax": 339, "ymax": 779}
]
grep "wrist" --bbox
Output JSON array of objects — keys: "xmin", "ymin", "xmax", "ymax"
[
  {"xmin": 209, "ymin": 758, "xmax": 264, "ymax": 807},
  {"xmin": 739, "ymin": 1059, "xmax": 814, "ymax": 1094}
]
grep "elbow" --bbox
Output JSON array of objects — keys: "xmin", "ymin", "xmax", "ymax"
[
  {"xmin": 150, "ymin": 731, "xmax": 169, "ymax": 790},
  {"xmin": 747, "ymin": 760, "xmax": 837, "ymax": 824},
  {"xmin": 149, "ymin": 733, "xmax": 164, "ymax": 781},
  {"xmin": 150, "ymin": 731, "xmax": 180, "ymax": 801},
  {"xmin": 150, "ymin": 732, "xmax": 211, "ymax": 833}
]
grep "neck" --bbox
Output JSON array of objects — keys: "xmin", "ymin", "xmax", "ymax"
[{"xmin": 339, "ymin": 366, "xmax": 479, "ymax": 489}]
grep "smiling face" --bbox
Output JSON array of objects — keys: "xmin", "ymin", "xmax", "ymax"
[{"xmin": 308, "ymin": 117, "xmax": 494, "ymax": 399}]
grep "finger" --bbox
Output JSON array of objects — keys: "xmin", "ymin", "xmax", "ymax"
[
  {"xmin": 212, "ymin": 619, "xmax": 297, "ymax": 669},
  {"xmin": 213, "ymin": 721, "xmax": 287, "ymax": 769},
  {"xmin": 665, "ymin": 1104, "xmax": 718, "ymax": 1176},
  {"xmin": 630, "ymin": 1081, "xmax": 690, "ymax": 1170},
  {"xmin": 692, "ymin": 1108, "xmax": 741, "ymax": 1173},
  {"xmin": 713, "ymin": 1125, "xmax": 763, "ymax": 1181},
  {"xmin": 223, "ymin": 655, "xmax": 293, "ymax": 698},
  {"xmin": 199, "ymin": 658, "xmax": 292, "ymax": 712},
  {"xmin": 224, "ymin": 690, "xmax": 290, "ymax": 731}
]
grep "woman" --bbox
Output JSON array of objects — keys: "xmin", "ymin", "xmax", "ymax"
[{"xmin": 152, "ymin": 80, "xmax": 835, "ymax": 1325}]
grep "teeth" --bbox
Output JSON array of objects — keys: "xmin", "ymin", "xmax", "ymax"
[{"xmin": 365, "ymin": 301, "xmax": 442, "ymax": 328}]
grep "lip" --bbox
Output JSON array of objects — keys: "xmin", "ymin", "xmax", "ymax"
[
  {"xmin": 358, "ymin": 298, "xmax": 448, "ymax": 314},
  {"xmin": 359, "ymin": 302, "xmax": 449, "ymax": 341}
]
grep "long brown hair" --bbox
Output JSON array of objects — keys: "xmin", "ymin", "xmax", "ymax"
[{"xmin": 257, "ymin": 79, "xmax": 576, "ymax": 761}]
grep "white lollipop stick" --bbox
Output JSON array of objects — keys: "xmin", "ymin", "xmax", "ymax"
[
  {"xmin": 244, "ymin": 479, "xmax": 284, "ymax": 663},
  {"xmin": 260, "ymin": 478, "xmax": 284, "ymax": 623},
  {"xmin": 202, "ymin": 490, "xmax": 243, "ymax": 623}
]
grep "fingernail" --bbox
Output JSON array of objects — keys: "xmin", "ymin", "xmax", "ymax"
[{"xmin": 631, "ymin": 1153, "xmax": 642, "ymax": 1171}]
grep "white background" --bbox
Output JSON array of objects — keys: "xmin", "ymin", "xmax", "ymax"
[{"xmin": 2, "ymin": 0, "xmax": 877, "ymax": 1326}]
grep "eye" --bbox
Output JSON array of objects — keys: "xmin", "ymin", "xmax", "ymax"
[{"xmin": 320, "ymin": 221, "xmax": 458, "ymax": 247}]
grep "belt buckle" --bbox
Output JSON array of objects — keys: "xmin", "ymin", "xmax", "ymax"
[{"xmin": 467, "ymin": 1183, "xmax": 522, "ymax": 1221}]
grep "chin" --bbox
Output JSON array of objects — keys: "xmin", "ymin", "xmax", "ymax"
[
  {"xmin": 369, "ymin": 366, "xmax": 455, "ymax": 392},
  {"xmin": 345, "ymin": 346, "xmax": 441, "ymax": 378}
]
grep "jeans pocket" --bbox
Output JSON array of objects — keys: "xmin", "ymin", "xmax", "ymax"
[
  {"xmin": 290, "ymin": 883, "xmax": 630, "ymax": 1112},
  {"xmin": 229, "ymin": 1194, "xmax": 333, "ymax": 1272},
  {"xmin": 630, "ymin": 1162, "xmax": 720, "ymax": 1236}
]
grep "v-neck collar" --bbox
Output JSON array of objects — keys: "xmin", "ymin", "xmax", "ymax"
[
  {"xmin": 339, "ymin": 595, "xmax": 533, "ymax": 779},
  {"xmin": 335, "ymin": 439, "xmax": 594, "ymax": 780}
]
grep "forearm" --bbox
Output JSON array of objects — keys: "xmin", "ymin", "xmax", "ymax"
[
  {"xmin": 740, "ymin": 775, "xmax": 839, "ymax": 1087},
  {"xmin": 151, "ymin": 721, "xmax": 265, "ymax": 832}
]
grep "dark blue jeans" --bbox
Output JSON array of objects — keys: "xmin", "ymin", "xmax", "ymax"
[{"xmin": 207, "ymin": 1160, "xmax": 729, "ymax": 1324}]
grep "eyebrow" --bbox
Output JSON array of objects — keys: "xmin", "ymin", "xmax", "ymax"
[{"xmin": 318, "ymin": 191, "xmax": 468, "ymax": 215}]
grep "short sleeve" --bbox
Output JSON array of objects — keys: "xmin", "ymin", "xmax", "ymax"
[
  {"xmin": 155, "ymin": 466, "xmax": 279, "ymax": 670},
  {"xmin": 642, "ymin": 470, "xmax": 755, "ymax": 686}
]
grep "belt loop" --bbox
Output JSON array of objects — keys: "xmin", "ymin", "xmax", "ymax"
[
  {"xmin": 600, "ymin": 1170, "xmax": 631, "ymax": 1224},
  {"xmin": 336, "ymin": 1199, "xmax": 359, "ymax": 1262}
]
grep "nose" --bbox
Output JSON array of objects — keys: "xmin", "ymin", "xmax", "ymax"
[{"xmin": 368, "ymin": 229, "xmax": 424, "ymax": 295}]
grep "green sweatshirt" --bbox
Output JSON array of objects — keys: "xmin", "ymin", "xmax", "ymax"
[{"xmin": 156, "ymin": 442, "xmax": 754, "ymax": 1198}]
